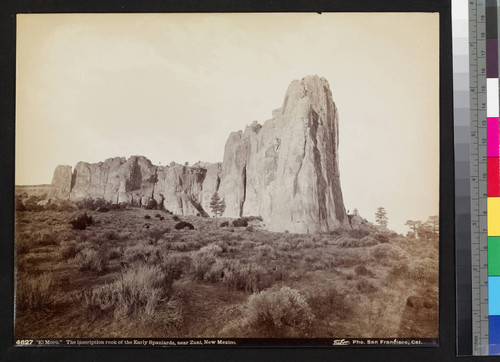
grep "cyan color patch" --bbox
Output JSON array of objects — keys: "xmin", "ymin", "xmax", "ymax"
[{"xmin": 489, "ymin": 276, "xmax": 500, "ymax": 315}]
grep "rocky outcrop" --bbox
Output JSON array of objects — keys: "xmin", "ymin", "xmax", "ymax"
[
  {"xmin": 48, "ymin": 156, "xmax": 221, "ymax": 217},
  {"xmin": 35, "ymin": 75, "xmax": 349, "ymax": 233},
  {"xmin": 218, "ymin": 75, "xmax": 349, "ymax": 233},
  {"xmin": 48, "ymin": 165, "xmax": 72, "ymax": 199}
]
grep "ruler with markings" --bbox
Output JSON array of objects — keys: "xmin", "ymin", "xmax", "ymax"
[{"xmin": 469, "ymin": 0, "xmax": 489, "ymax": 355}]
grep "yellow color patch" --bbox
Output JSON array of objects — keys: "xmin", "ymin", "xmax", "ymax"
[{"xmin": 489, "ymin": 197, "xmax": 500, "ymax": 236}]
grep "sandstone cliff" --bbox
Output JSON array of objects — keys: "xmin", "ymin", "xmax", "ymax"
[
  {"xmin": 56, "ymin": 156, "xmax": 222, "ymax": 216},
  {"xmin": 219, "ymin": 75, "xmax": 349, "ymax": 233},
  {"xmin": 39, "ymin": 75, "xmax": 348, "ymax": 233},
  {"xmin": 48, "ymin": 165, "xmax": 72, "ymax": 199}
]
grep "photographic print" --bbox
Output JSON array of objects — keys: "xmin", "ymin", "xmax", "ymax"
[{"xmin": 14, "ymin": 13, "xmax": 439, "ymax": 346}]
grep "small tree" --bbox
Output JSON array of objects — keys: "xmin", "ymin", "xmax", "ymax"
[
  {"xmin": 416, "ymin": 216, "xmax": 438, "ymax": 240},
  {"xmin": 210, "ymin": 192, "xmax": 226, "ymax": 218},
  {"xmin": 405, "ymin": 220, "xmax": 419, "ymax": 238},
  {"xmin": 375, "ymin": 207, "xmax": 388, "ymax": 228},
  {"xmin": 426, "ymin": 215, "xmax": 439, "ymax": 237},
  {"xmin": 353, "ymin": 208, "xmax": 359, "ymax": 216}
]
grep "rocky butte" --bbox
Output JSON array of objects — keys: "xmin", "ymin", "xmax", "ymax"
[{"xmin": 34, "ymin": 75, "xmax": 350, "ymax": 233}]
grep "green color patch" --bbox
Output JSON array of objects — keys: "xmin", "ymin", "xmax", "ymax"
[{"xmin": 489, "ymin": 237, "xmax": 500, "ymax": 276}]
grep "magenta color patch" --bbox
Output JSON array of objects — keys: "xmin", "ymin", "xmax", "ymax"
[{"xmin": 489, "ymin": 117, "xmax": 500, "ymax": 157}]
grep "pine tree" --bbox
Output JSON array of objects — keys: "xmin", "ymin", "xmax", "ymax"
[
  {"xmin": 375, "ymin": 207, "xmax": 388, "ymax": 228},
  {"xmin": 210, "ymin": 192, "xmax": 226, "ymax": 217}
]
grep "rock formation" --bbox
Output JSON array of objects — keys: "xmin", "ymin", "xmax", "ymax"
[
  {"xmin": 51, "ymin": 155, "xmax": 222, "ymax": 216},
  {"xmin": 35, "ymin": 75, "xmax": 349, "ymax": 233},
  {"xmin": 218, "ymin": 75, "xmax": 349, "ymax": 233},
  {"xmin": 49, "ymin": 165, "xmax": 72, "ymax": 199}
]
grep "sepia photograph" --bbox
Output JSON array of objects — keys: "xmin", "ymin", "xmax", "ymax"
[{"xmin": 14, "ymin": 12, "xmax": 439, "ymax": 346}]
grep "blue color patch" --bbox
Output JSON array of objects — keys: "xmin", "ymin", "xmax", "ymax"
[
  {"xmin": 489, "ymin": 276, "xmax": 500, "ymax": 315},
  {"xmin": 490, "ymin": 316, "xmax": 500, "ymax": 355}
]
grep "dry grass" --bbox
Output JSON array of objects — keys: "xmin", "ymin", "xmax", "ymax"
[
  {"xmin": 14, "ymin": 208, "xmax": 438, "ymax": 339},
  {"xmin": 16, "ymin": 273, "xmax": 57, "ymax": 311}
]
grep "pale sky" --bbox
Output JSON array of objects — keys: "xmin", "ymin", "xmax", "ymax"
[{"xmin": 16, "ymin": 13, "xmax": 439, "ymax": 233}]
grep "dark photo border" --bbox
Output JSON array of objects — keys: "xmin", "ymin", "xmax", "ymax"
[{"xmin": 1, "ymin": 0, "xmax": 456, "ymax": 361}]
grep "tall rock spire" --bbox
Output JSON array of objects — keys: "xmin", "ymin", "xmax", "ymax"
[{"xmin": 219, "ymin": 75, "xmax": 349, "ymax": 233}]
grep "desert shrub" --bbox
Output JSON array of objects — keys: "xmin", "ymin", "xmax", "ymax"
[
  {"xmin": 76, "ymin": 198, "xmax": 111, "ymax": 211},
  {"xmin": 103, "ymin": 230, "xmax": 120, "ymax": 241},
  {"xmin": 59, "ymin": 240, "xmax": 81, "ymax": 260},
  {"xmin": 375, "ymin": 233, "xmax": 390, "ymax": 243},
  {"xmin": 246, "ymin": 287, "xmax": 314, "ymax": 336},
  {"xmin": 172, "ymin": 216, "xmax": 180, "ymax": 221},
  {"xmin": 222, "ymin": 261, "xmax": 268, "ymax": 293},
  {"xmin": 276, "ymin": 241, "xmax": 292, "ymax": 251},
  {"xmin": 189, "ymin": 243, "xmax": 223, "ymax": 280},
  {"xmin": 242, "ymin": 240, "xmax": 254, "ymax": 249},
  {"xmin": 246, "ymin": 226, "xmax": 255, "ymax": 232},
  {"xmin": 256, "ymin": 244, "xmax": 276, "ymax": 258},
  {"xmin": 56, "ymin": 200, "xmax": 77, "ymax": 212},
  {"xmin": 409, "ymin": 258, "xmax": 438, "ymax": 284},
  {"xmin": 15, "ymin": 197, "xmax": 26, "ymax": 211},
  {"xmin": 75, "ymin": 248, "xmax": 109, "ymax": 273},
  {"xmin": 174, "ymin": 221, "xmax": 194, "ymax": 230},
  {"xmin": 329, "ymin": 228, "xmax": 345, "ymax": 237},
  {"xmin": 232, "ymin": 218, "xmax": 248, "ymax": 227},
  {"xmin": 308, "ymin": 287, "xmax": 352, "ymax": 319},
  {"xmin": 203, "ymin": 257, "xmax": 226, "ymax": 282},
  {"xmin": 70, "ymin": 212, "xmax": 94, "ymax": 230},
  {"xmin": 349, "ymin": 229, "xmax": 370, "ymax": 239},
  {"xmin": 73, "ymin": 263, "xmax": 181, "ymax": 323},
  {"xmin": 386, "ymin": 260, "xmax": 410, "ymax": 286},
  {"xmin": 297, "ymin": 239, "xmax": 314, "ymax": 249},
  {"xmin": 220, "ymin": 221, "xmax": 229, "ymax": 227},
  {"xmin": 108, "ymin": 247, "xmax": 123, "ymax": 260},
  {"xmin": 16, "ymin": 238, "xmax": 30, "ymax": 254},
  {"xmin": 146, "ymin": 227, "xmax": 170, "ymax": 244},
  {"xmin": 355, "ymin": 265, "xmax": 373, "ymax": 277},
  {"xmin": 145, "ymin": 199, "xmax": 158, "ymax": 210},
  {"xmin": 157, "ymin": 253, "xmax": 190, "ymax": 279},
  {"xmin": 331, "ymin": 249, "xmax": 367, "ymax": 268},
  {"xmin": 199, "ymin": 257, "xmax": 267, "ymax": 292},
  {"xmin": 144, "ymin": 215, "xmax": 151, "ymax": 220},
  {"xmin": 123, "ymin": 244, "xmax": 157, "ymax": 265},
  {"xmin": 34, "ymin": 231, "xmax": 60, "ymax": 246},
  {"xmin": 372, "ymin": 243, "xmax": 407, "ymax": 266},
  {"xmin": 17, "ymin": 273, "xmax": 56, "ymax": 311},
  {"xmin": 242, "ymin": 216, "xmax": 263, "ymax": 222},
  {"xmin": 340, "ymin": 236, "xmax": 378, "ymax": 248},
  {"xmin": 356, "ymin": 279, "xmax": 378, "ymax": 294},
  {"xmin": 184, "ymin": 240, "xmax": 202, "ymax": 251}
]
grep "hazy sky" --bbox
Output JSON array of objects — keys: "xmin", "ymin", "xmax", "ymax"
[{"xmin": 16, "ymin": 13, "xmax": 439, "ymax": 233}]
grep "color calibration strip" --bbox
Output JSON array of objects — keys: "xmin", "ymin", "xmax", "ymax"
[
  {"xmin": 470, "ymin": 0, "xmax": 489, "ymax": 355},
  {"xmin": 487, "ymin": 0, "xmax": 500, "ymax": 355},
  {"xmin": 454, "ymin": 0, "xmax": 500, "ymax": 355},
  {"xmin": 453, "ymin": 0, "xmax": 473, "ymax": 354}
]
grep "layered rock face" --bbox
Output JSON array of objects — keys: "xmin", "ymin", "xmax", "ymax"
[
  {"xmin": 219, "ymin": 75, "xmax": 349, "ymax": 233},
  {"xmin": 49, "ymin": 155, "xmax": 222, "ymax": 216},
  {"xmin": 42, "ymin": 75, "xmax": 348, "ymax": 233}
]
